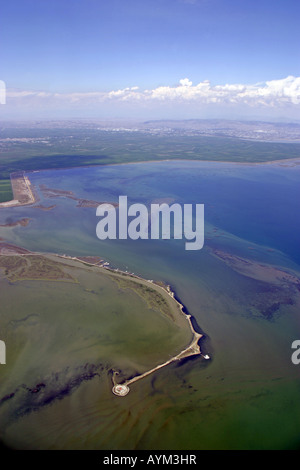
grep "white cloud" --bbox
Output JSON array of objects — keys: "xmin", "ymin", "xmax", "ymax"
[
  {"xmin": 5, "ymin": 76, "xmax": 300, "ymax": 112},
  {"xmin": 179, "ymin": 78, "xmax": 193, "ymax": 87}
]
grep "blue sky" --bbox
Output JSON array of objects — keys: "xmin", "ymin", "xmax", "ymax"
[{"xmin": 1, "ymin": 0, "xmax": 300, "ymax": 120}]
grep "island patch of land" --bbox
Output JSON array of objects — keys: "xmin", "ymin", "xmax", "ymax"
[
  {"xmin": 212, "ymin": 248, "xmax": 300, "ymax": 319},
  {"xmin": 0, "ymin": 218, "xmax": 30, "ymax": 228},
  {"xmin": 39, "ymin": 184, "xmax": 118, "ymax": 208}
]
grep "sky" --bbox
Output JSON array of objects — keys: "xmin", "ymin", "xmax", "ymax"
[{"xmin": 0, "ymin": 0, "xmax": 300, "ymax": 121}]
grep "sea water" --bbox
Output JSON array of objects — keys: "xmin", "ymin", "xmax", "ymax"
[{"xmin": 0, "ymin": 160, "xmax": 300, "ymax": 449}]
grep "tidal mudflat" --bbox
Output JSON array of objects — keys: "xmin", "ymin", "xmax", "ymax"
[{"xmin": 0, "ymin": 245, "xmax": 195, "ymax": 449}]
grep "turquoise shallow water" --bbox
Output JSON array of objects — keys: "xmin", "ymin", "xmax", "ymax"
[{"xmin": 0, "ymin": 160, "xmax": 300, "ymax": 449}]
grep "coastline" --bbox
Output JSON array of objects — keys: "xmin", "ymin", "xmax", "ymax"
[
  {"xmin": 0, "ymin": 171, "xmax": 37, "ymax": 209},
  {"xmin": 1, "ymin": 157, "xmax": 299, "ymax": 209},
  {"xmin": 67, "ymin": 253, "xmax": 207, "ymax": 395}
]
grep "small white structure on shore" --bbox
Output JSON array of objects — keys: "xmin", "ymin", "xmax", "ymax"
[
  {"xmin": 0, "ymin": 340, "xmax": 6, "ymax": 365},
  {"xmin": 112, "ymin": 384, "xmax": 130, "ymax": 396}
]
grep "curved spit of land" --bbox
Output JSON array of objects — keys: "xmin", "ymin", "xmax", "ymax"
[
  {"xmin": 111, "ymin": 315, "xmax": 203, "ymax": 397},
  {"xmin": 66, "ymin": 256, "xmax": 209, "ymax": 397},
  {"xmin": 0, "ymin": 242, "xmax": 209, "ymax": 397}
]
